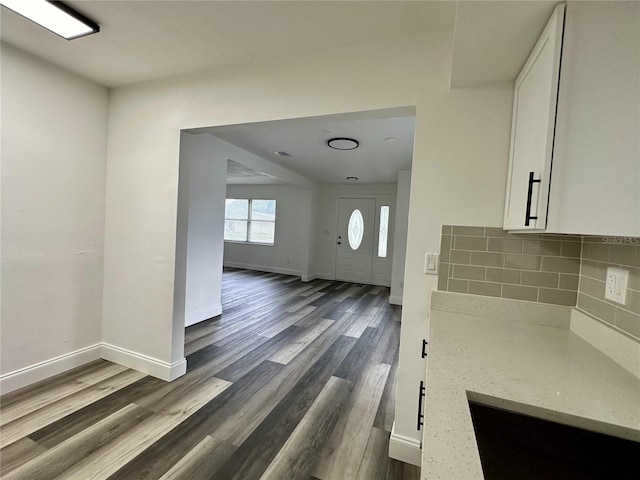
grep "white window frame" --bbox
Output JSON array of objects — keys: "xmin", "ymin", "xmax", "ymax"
[{"xmin": 224, "ymin": 198, "xmax": 276, "ymax": 246}]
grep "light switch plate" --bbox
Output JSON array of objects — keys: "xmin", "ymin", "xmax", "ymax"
[
  {"xmin": 605, "ymin": 267, "xmax": 628, "ymax": 305},
  {"xmin": 424, "ymin": 253, "xmax": 439, "ymax": 275}
]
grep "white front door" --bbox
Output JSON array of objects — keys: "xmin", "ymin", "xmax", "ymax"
[{"xmin": 335, "ymin": 198, "xmax": 375, "ymax": 283}]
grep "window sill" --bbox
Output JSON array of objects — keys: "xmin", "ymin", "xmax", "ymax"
[{"xmin": 224, "ymin": 240, "xmax": 275, "ymax": 247}]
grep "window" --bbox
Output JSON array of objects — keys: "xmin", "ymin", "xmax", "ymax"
[
  {"xmin": 348, "ymin": 209, "xmax": 364, "ymax": 250},
  {"xmin": 224, "ymin": 199, "xmax": 276, "ymax": 245},
  {"xmin": 378, "ymin": 205, "xmax": 389, "ymax": 257}
]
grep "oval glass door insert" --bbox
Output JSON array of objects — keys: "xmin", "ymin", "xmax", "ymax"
[{"xmin": 348, "ymin": 209, "xmax": 364, "ymax": 250}]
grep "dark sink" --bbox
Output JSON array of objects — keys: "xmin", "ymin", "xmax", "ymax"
[{"xmin": 468, "ymin": 401, "xmax": 640, "ymax": 480}]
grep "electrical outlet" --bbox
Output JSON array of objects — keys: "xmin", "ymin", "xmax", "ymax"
[{"xmin": 605, "ymin": 267, "xmax": 628, "ymax": 305}]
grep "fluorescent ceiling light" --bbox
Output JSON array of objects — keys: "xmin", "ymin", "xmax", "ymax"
[{"xmin": 0, "ymin": 0, "xmax": 99, "ymax": 40}]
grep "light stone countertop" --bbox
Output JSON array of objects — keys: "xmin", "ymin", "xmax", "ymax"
[{"xmin": 421, "ymin": 310, "xmax": 640, "ymax": 480}]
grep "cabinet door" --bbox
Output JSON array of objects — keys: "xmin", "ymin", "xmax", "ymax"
[
  {"xmin": 546, "ymin": 2, "xmax": 640, "ymax": 237},
  {"xmin": 503, "ymin": 4, "xmax": 564, "ymax": 231}
]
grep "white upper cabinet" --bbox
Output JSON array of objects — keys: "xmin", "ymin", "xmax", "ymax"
[
  {"xmin": 546, "ymin": 1, "xmax": 640, "ymax": 236},
  {"xmin": 504, "ymin": 5, "xmax": 564, "ymax": 231},
  {"xmin": 504, "ymin": 2, "xmax": 640, "ymax": 236}
]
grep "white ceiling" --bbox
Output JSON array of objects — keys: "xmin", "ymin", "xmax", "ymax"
[
  {"xmin": 0, "ymin": 1, "xmax": 562, "ymax": 89},
  {"xmin": 227, "ymin": 159, "xmax": 284, "ymax": 185},
  {"xmin": 1, "ymin": 1, "xmax": 563, "ymax": 186},
  {"xmin": 0, "ymin": 0, "xmax": 456, "ymax": 88},
  {"xmin": 450, "ymin": 0, "xmax": 560, "ymax": 87},
  {"xmin": 194, "ymin": 109, "xmax": 416, "ymax": 185}
]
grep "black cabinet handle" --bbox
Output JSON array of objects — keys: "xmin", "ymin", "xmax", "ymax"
[
  {"xmin": 417, "ymin": 380, "xmax": 426, "ymax": 430},
  {"xmin": 525, "ymin": 171, "xmax": 541, "ymax": 226},
  {"xmin": 421, "ymin": 339, "xmax": 428, "ymax": 358}
]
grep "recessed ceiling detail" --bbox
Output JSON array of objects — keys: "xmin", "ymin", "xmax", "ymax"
[
  {"xmin": 226, "ymin": 159, "xmax": 284, "ymax": 185},
  {"xmin": 194, "ymin": 109, "xmax": 416, "ymax": 185}
]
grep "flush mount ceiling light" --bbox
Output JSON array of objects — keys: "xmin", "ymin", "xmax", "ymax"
[
  {"xmin": 346, "ymin": 176, "xmax": 358, "ymax": 182},
  {"xmin": 0, "ymin": 0, "xmax": 100, "ymax": 40},
  {"xmin": 274, "ymin": 151, "xmax": 292, "ymax": 157},
  {"xmin": 328, "ymin": 138, "xmax": 359, "ymax": 151}
]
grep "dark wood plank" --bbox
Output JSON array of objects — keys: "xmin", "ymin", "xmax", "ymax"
[
  {"xmin": 0, "ymin": 438, "xmax": 47, "ymax": 476},
  {"xmin": 4, "ymin": 404, "xmax": 153, "ymax": 480},
  {"xmin": 334, "ymin": 327, "xmax": 385, "ymax": 382},
  {"xmin": 107, "ymin": 360, "xmax": 284, "ymax": 480},
  {"xmin": 158, "ymin": 435, "xmax": 236, "ymax": 480},
  {"xmin": 214, "ymin": 325, "xmax": 302, "ymax": 382},
  {"xmin": 28, "ymin": 376, "xmax": 164, "ymax": 448},
  {"xmin": 0, "ymin": 360, "xmax": 113, "ymax": 410},
  {"xmin": 373, "ymin": 347, "xmax": 400, "ymax": 432},
  {"xmin": 213, "ymin": 334, "xmax": 358, "ymax": 480},
  {"xmin": 260, "ymin": 376, "xmax": 351, "ymax": 480},
  {"xmin": 1, "ymin": 270, "xmax": 407, "ymax": 480}
]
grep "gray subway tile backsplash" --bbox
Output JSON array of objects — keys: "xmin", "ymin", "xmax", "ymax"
[
  {"xmin": 577, "ymin": 293, "xmax": 617, "ymax": 326},
  {"xmin": 450, "ymin": 250, "xmax": 471, "ymax": 265},
  {"xmin": 452, "ymin": 265, "xmax": 485, "ymax": 281},
  {"xmin": 488, "ymin": 237, "xmax": 523, "ymax": 254},
  {"xmin": 538, "ymin": 288, "xmax": 577, "ymax": 307},
  {"xmin": 609, "ymin": 245, "xmax": 639, "ymax": 267},
  {"xmin": 448, "ymin": 278, "xmax": 468, "ymax": 293},
  {"xmin": 452, "ymin": 226, "xmax": 485, "ymax": 236},
  {"xmin": 559, "ymin": 274, "xmax": 580, "ymax": 290},
  {"xmin": 438, "ymin": 225, "xmax": 640, "ymax": 340},
  {"xmin": 523, "ymin": 239, "xmax": 562, "ymax": 256},
  {"xmin": 540, "ymin": 256, "xmax": 580, "ymax": 274},
  {"xmin": 580, "ymin": 260, "xmax": 607, "ymax": 281},
  {"xmin": 504, "ymin": 254, "xmax": 541, "ymax": 271},
  {"xmin": 468, "ymin": 281, "xmax": 502, "ymax": 297},
  {"xmin": 470, "ymin": 251, "xmax": 504, "ymax": 267},
  {"xmin": 502, "ymin": 284, "xmax": 538, "ymax": 302},
  {"xmin": 454, "ymin": 235, "xmax": 487, "ymax": 251},
  {"xmin": 561, "ymin": 241, "xmax": 582, "ymax": 258},
  {"xmin": 615, "ymin": 309, "xmax": 640, "ymax": 338},
  {"xmin": 521, "ymin": 271, "xmax": 559, "ymax": 288},
  {"xmin": 486, "ymin": 267, "xmax": 521, "ymax": 285}
]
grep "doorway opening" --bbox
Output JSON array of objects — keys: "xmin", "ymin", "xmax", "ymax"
[{"xmin": 175, "ymin": 107, "xmax": 415, "ymax": 334}]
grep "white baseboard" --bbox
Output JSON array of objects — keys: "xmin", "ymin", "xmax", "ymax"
[
  {"xmin": 101, "ymin": 343, "xmax": 187, "ymax": 381},
  {"xmin": 185, "ymin": 303, "xmax": 222, "ymax": 327},
  {"xmin": 313, "ymin": 273, "xmax": 336, "ymax": 281},
  {"xmin": 301, "ymin": 273, "xmax": 318, "ymax": 282},
  {"xmin": 1, "ymin": 342, "xmax": 188, "ymax": 395},
  {"xmin": 389, "ymin": 294, "xmax": 403, "ymax": 305},
  {"xmin": 388, "ymin": 421, "xmax": 422, "ymax": 466},
  {"xmin": 0, "ymin": 343, "xmax": 102, "ymax": 395},
  {"xmin": 223, "ymin": 261, "xmax": 301, "ymax": 278}
]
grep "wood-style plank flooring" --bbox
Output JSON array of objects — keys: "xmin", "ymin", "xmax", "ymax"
[{"xmin": 0, "ymin": 268, "xmax": 419, "ymax": 480}]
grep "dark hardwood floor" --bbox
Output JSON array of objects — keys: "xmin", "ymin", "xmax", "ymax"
[{"xmin": 0, "ymin": 268, "xmax": 419, "ymax": 480}]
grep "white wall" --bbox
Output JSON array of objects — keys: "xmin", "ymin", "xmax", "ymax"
[
  {"xmin": 224, "ymin": 184, "xmax": 311, "ymax": 277},
  {"xmin": 390, "ymin": 170, "xmax": 411, "ymax": 304},
  {"xmin": 180, "ymin": 133, "xmax": 227, "ymax": 328},
  {"xmin": 0, "ymin": 44, "xmax": 108, "ymax": 391},
  {"xmin": 102, "ymin": 31, "xmax": 513, "ymax": 452},
  {"xmin": 312, "ymin": 183, "xmax": 397, "ymax": 284}
]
